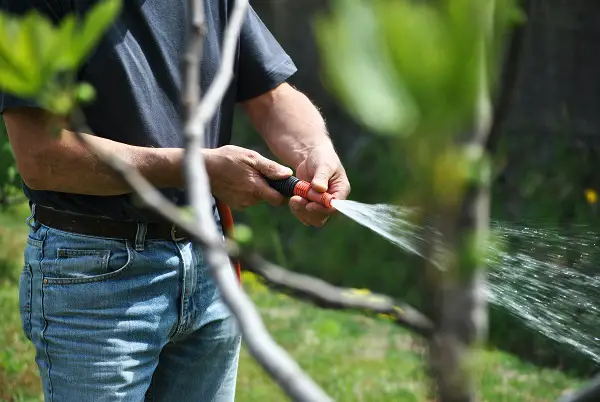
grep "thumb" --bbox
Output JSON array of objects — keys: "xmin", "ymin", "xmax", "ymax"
[
  {"xmin": 253, "ymin": 154, "xmax": 293, "ymax": 179},
  {"xmin": 311, "ymin": 163, "xmax": 335, "ymax": 193}
]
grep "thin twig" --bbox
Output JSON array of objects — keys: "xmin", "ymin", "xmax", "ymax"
[
  {"xmin": 186, "ymin": 0, "xmax": 249, "ymax": 133},
  {"xmin": 183, "ymin": 0, "xmax": 208, "ymax": 226},
  {"xmin": 243, "ymin": 254, "xmax": 434, "ymax": 337},
  {"xmin": 182, "ymin": 0, "xmax": 206, "ymax": 122}
]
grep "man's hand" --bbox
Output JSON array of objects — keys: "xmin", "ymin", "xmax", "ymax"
[
  {"xmin": 241, "ymin": 82, "xmax": 351, "ymax": 226},
  {"xmin": 289, "ymin": 144, "xmax": 350, "ymax": 227},
  {"xmin": 205, "ymin": 145, "xmax": 293, "ymax": 210}
]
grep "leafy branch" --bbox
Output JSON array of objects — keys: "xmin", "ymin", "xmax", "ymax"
[{"xmin": 0, "ymin": 0, "xmax": 120, "ymax": 113}]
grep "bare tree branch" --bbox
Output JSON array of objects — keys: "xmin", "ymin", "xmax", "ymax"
[
  {"xmin": 186, "ymin": 0, "xmax": 248, "ymax": 132},
  {"xmin": 184, "ymin": 0, "xmax": 333, "ymax": 401},
  {"xmin": 242, "ymin": 254, "xmax": 434, "ymax": 337},
  {"xmin": 182, "ymin": 0, "xmax": 206, "ymax": 122}
]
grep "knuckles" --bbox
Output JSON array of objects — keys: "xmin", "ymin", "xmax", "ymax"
[{"xmin": 244, "ymin": 150, "xmax": 260, "ymax": 165}]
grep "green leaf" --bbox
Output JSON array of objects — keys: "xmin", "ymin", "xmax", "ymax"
[
  {"xmin": 0, "ymin": 0, "xmax": 122, "ymax": 115},
  {"xmin": 76, "ymin": 82, "xmax": 97, "ymax": 103},
  {"xmin": 0, "ymin": 11, "xmax": 49, "ymax": 96},
  {"xmin": 70, "ymin": 0, "xmax": 122, "ymax": 66},
  {"xmin": 235, "ymin": 224, "xmax": 253, "ymax": 244},
  {"xmin": 54, "ymin": 15, "xmax": 79, "ymax": 70},
  {"xmin": 314, "ymin": 0, "xmax": 418, "ymax": 136},
  {"xmin": 315, "ymin": 0, "xmax": 520, "ymax": 140},
  {"xmin": 47, "ymin": 91, "xmax": 75, "ymax": 116}
]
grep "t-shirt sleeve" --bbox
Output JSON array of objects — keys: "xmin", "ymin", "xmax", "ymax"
[
  {"xmin": 0, "ymin": 93, "xmax": 40, "ymax": 114},
  {"xmin": 235, "ymin": 5, "xmax": 297, "ymax": 102}
]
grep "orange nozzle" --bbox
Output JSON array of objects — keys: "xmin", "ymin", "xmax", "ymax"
[
  {"xmin": 293, "ymin": 180, "xmax": 335, "ymax": 208},
  {"xmin": 265, "ymin": 176, "xmax": 336, "ymax": 208}
]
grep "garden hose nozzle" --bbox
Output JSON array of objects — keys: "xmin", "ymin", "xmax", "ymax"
[{"xmin": 266, "ymin": 176, "xmax": 336, "ymax": 208}]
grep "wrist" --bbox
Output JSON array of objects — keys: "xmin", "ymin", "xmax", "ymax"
[
  {"xmin": 162, "ymin": 148, "xmax": 218, "ymax": 190},
  {"xmin": 162, "ymin": 148, "xmax": 186, "ymax": 188},
  {"xmin": 200, "ymin": 147, "xmax": 218, "ymax": 191}
]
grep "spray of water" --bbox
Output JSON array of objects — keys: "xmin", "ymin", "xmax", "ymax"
[
  {"xmin": 330, "ymin": 199, "xmax": 600, "ymax": 362},
  {"xmin": 330, "ymin": 199, "xmax": 424, "ymax": 257},
  {"xmin": 488, "ymin": 224, "xmax": 600, "ymax": 362}
]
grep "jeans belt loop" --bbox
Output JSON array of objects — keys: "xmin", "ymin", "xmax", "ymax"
[
  {"xmin": 135, "ymin": 223, "xmax": 147, "ymax": 251},
  {"xmin": 171, "ymin": 225, "xmax": 187, "ymax": 242}
]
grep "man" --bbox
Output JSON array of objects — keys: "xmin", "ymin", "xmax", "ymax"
[{"xmin": 0, "ymin": 0, "xmax": 350, "ymax": 401}]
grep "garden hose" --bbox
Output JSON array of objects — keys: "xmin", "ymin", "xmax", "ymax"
[
  {"xmin": 215, "ymin": 176, "xmax": 334, "ymax": 284},
  {"xmin": 265, "ymin": 176, "xmax": 336, "ymax": 208},
  {"xmin": 215, "ymin": 199, "xmax": 242, "ymax": 284}
]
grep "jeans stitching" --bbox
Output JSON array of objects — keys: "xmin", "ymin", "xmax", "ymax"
[
  {"xmin": 56, "ymin": 248, "xmax": 110, "ymax": 258},
  {"xmin": 27, "ymin": 237, "xmax": 43, "ymax": 249},
  {"xmin": 171, "ymin": 242, "xmax": 188, "ymax": 339},
  {"xmin": 44, "ymin": 242, "xmax": 134, "ymax": 285},
  {"xmin": 37, "ymin": 228, "xmax": 54, "ymax": 401},
  {"xmin": 21, "ymin": 264, "xmax": 33, "ymax": 340}
]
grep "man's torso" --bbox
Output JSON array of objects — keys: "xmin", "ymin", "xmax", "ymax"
[{"xmin": 25, "ymin": 0, "xmax": 234, "ymax": 221}]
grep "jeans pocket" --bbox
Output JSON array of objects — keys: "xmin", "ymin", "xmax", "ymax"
[
  {"xmin": 42, "ymin": 228, "xmax": 135, "ymax": 285},
  {"xmin": 19, "ymin": 264, "xmax": 33, "ymax": 341}
]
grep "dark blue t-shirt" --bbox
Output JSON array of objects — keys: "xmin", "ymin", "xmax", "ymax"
[{"xmin": 0, "ymin": 0, "xmax": 296, "ymax": 222}]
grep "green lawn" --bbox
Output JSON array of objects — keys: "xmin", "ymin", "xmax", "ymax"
[{"xmin": 0, "ymin": 205, "xmax": 584, "ymax": 401}]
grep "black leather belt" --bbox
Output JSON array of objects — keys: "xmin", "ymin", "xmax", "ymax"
[{"xmin": 34, "ymin": 205, "xmax": 191, "ymax": 241}]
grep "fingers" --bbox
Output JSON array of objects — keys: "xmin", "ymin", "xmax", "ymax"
[
  {"xmin": 333, "ymin": 172, "xmax": 351, "ymax": 200},
  {"xmin": 289, "ymin": 196, "xmax": 311, "ymax": 226},
  {"xmin": 306, "ymin": 202, "xmax": 333, "ymax": 214},
  {"xmin": 289, "ymin": 196, "xmax": 330, "ymax": 227},
  {"xmin": 251, "ymin": 152, "xmax": 293, "ymax": 180},
  {"xmin": 245, "ymin": 152, "xmax": 291, "ymax": 206},
  {"xmin": 310, "ymin": 162, "xmax": 336, "ymax": 193},
  {"xmin": 255, "ymin": 177, "xmax": 287, "ymax": 207}
]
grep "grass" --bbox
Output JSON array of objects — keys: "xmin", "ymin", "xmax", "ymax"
[{"xmin": 0, "ymin": 205, "xmax": 585, "ymax": 401}]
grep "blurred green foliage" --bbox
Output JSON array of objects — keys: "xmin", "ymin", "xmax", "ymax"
[
  {"xmin": 314, "ymin": 0, "xmax": 523, "ymax": 214},
  {"xmin": 0, "ymin": 0, "xmax": 121, "ymax": 113},
  {"xmin": 233, "ymin": 0, "xmax": 599, "ymax": 376},
  {"xmin": 0, "ymin": 0, "xmax": 123, "ymax": 203},
  {"xmin": 0, "ymin": 119, "xmax": 20, "ymax": 204}
]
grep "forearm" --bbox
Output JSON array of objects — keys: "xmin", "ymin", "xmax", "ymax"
[
  {"xmin": 22, "ymin": 130, "xmax": 185, "ymax": 196},
  {"xmin": 242, "ymin": 83, "xmax": 335, "ymax": 168},
  {"xmin": 4, "ymin": 108, "xmax": 184, "ymax": 195}
]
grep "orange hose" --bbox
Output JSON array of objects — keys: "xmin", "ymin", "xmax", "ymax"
[
  {"xmin": 293, "ymin": 180, "xmax": 335, "ymax": 208},
  {"xmin": 215, "ymin": 198, "xmax": 242, "ymax": 285}
]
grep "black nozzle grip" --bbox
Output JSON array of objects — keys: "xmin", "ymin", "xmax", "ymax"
[{"xmin": 265, "ymin": 176, "xmax": 300, "ymax": 198}]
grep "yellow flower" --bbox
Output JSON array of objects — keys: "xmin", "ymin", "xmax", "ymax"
[{"xmin": 584, "ymin": 189, "xmax": 598, "ymax": 205}]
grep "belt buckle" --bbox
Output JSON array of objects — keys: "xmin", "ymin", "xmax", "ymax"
[{"xmin": 170, "ymin": 225, "xmax": 187, "ymax": 242}]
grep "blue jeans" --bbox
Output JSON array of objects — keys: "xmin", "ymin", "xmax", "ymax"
[{"xmin": 19, "ymin": 210, "xmax": 241, "ymax": 401}]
